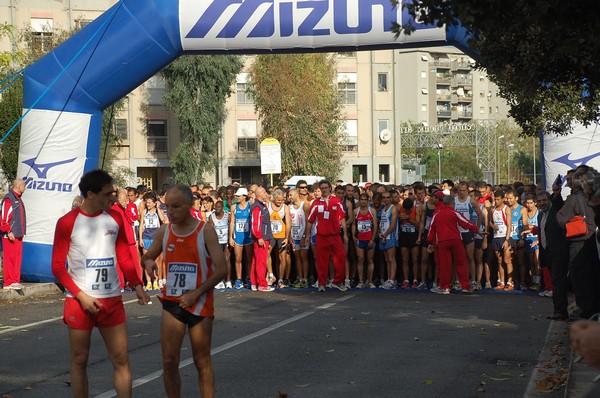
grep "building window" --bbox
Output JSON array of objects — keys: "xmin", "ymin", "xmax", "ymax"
[
  {"xmin": 338, "ymin": 52, "xmax": 356, "ymax": 57},
  {"xmin": 147, "ymin": 120, "xmax": 167, "ymax": 154},
  {"xmin": 352, "ymin": 165, "xmax": 368, "ymax": 183},
  {"xmin": 378, "ymin": 119, "xmax": 389, "ymax": 134},
  {"xmin": 229, "ymin": 166, "xmax": 260, "ymax": 185},
  {"xmin": 75, "ymin": 19, "xmax": 92, "ymax": 30},
  {"xmin": 379, "ymin": 164, "xmax": 390, "ymax": 182},
  {"xmin": 421, "ymin": 71, "xmax": 427, "ymax": 79},
  {"xmin": 340, "ymin": 119, "xmax": 358, "ymax": 152},
  {"xmin": 480, "ymin": 107, "xmax": 485, "ymax": 114},
  {"xmin": 31, "ymin": 18, "xmax": 53, "ymax": 53},
  {"xmin": 338, "ymin": 73, "xmax": 357, "ymax": 105},
  {"xmin": 146, "ymin": 75, "xmax": 165, "ymax": 105},
  {"xmin": 237, "ymin": 120, "xmax": 258, "ymax": 152},
  {"xmin": 421, "ymin": 104, "xmax": 427, "ymax": 112},
  {"xmin": 114, "ymin": 118, "xmax": 128, "ymax": 140},
  {"xmin": 236, "ymin": 73, "xmax": 254, "ymax": 105},
  {"xmin": 377, "ymin": 73, "xmax": 388, "ymax": 92}
]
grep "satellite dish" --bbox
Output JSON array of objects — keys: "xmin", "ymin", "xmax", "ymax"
[{"xmin": 379, "ymin": 129, "xmax": 392, "ymax": 142}]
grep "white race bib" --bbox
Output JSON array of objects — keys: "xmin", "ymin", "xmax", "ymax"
[
  {"xmin": 85, "ymin": 258, "xmax": 118, "ymax": 293},
  {"xmin": 357, "ymin": 220, "xmax": 371, "ymax": 233},
  {"xmin": 236, "ymin": 219, "xmax": 249, "ymax": 233},
  {"xmin": 166, "ymin": 262, "xmax": 198, "ymax": 297}
]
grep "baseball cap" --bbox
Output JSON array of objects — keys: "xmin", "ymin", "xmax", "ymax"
[
  {"xmin": 433, "ymin": 191, "xmax": 445, "ymax": 199},
  {"xmin": 235, "ymin": 187, "xmax": 248, "ymax": 196},
  {"xmin": 364, "ymin": 182, "xmax": 373, "ymax": 188}
]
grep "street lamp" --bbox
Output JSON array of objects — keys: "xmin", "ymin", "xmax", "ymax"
[
  {"xmin": 496, "ymin": 135, "xmax": 505, "ymax": 185},
  {"xmin": 437, "ymin": 143, "xmax": 443, "ymax": 182},
  {"xmin": 507, "ymin": 143, "xmax": 515, "ymax": 184}
]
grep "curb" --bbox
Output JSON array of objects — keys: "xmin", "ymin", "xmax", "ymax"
[{"xmin": 0, "ymin": 282, "xmax": 62, "ymax": 300}]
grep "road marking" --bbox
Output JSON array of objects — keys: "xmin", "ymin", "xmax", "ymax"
[
  {"xmin": 94, "ymin": 294, "xmax": 354, "ymax": 398},
  {"xmin": 0, "ymin": 295, "xmax": 154, "ymax": 336}
]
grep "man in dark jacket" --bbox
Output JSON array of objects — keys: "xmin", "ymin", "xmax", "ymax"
[{"xmin": 536, "ymin": 191, "xmax": 569, "ymax": 320}]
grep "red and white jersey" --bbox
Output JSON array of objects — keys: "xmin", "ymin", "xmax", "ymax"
[
  {"xmin": 159, "ymin": 221, "xmax": 216, "ymax": 317},
  {"xmin": 355, "ymin": 209, "xmax": 374, "ymax": 240},
  {"xmin": 51, "ymin": 208, "xmax": 142, "ymax": 299}
]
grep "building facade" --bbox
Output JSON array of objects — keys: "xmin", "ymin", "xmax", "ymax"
[{"xmin": 1, "ymin": 1, "xmax": 511, "ymax": 188}]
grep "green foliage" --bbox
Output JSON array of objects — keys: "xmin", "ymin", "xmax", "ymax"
[
  {"xmin": 0, "ymin": 75, "xmax": 23, "ymax": 182},
  {"xmin": 161, "ymin": 55, "xmax": 243, "ymax": 185},
  {"xmin": 248, "ymin": 53, "xmax": 344, "ymax": 182},
  {"xmin": 393, "ymin": 0, "xmax": 600, "ymax": 136},
  {"xmin": 421, "ymin": 148, "xmax": 482, "ymax": 182}
]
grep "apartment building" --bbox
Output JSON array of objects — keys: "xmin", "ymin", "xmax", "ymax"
[{"xmin": 0, "ymin": 1, "xmax": 510, "ymax": 188}]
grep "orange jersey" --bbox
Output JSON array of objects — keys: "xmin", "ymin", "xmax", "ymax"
[{"xmin": 159, "ymin": 221, "xmax": 215, "ymax": 317}]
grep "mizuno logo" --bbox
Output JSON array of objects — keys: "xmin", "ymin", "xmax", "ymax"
[
  {"xmin": 86, "ymin": 258, "xmax": 115, "ymax": 268},
  {"xmin": 185, "ymin": 0, "xmax": 432, "ymax": 40},
  {"xmin": 552, "ymin": 152, "xmax": 600, "ymax": 170},
  {"xmin": 22, "ymin": 157, "xmax": 77, "ymax": 179}
]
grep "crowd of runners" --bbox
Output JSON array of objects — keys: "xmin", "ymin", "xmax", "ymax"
[{"xmin": 118, "ymin": 175, "xmax": 582, "ymax": 299}]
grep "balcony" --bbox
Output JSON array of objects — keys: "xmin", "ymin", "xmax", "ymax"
[
  {"xmin": 437, "ymin": 110, "xmax": 452, "ymax": 118},
  {"xmin": 451, "ymin": 60, "xmax": 472, "ymax": 71},
  {"xmin": 436, "ymin": 92, "xmax": 452, "ymax": 102},
  {"xmin": 451, "ymin": 110, "xmax": 473, "ymax": 120},
  {"xmin": 432, "ymin": 59, "xmax": 451, "ymax": 69},
  {"xmin": 453, "ymin": 77, "xmax": 473, "ymax": 88}
]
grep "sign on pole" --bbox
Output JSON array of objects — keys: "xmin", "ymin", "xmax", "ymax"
[{"xmin": 260, "ymin": 138, "xmax": 282, "ymax": 175}]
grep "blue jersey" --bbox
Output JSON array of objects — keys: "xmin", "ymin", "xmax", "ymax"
[
  {"xmin": 232, "ymin": 203, "xmax": 252, "ymax": 246},
  {"xmin": 509, "ymin": 204, "xmax": 523, "ymax": 240}
]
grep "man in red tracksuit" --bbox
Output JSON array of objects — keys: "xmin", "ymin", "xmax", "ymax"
[
  {"xmin": 250, "ymin": 187, "xmax": 274, "ymax": 292},
  {"xmin": 302, "ymin": 180, "xmax": 348, "ymax": 292},
  {"xmin": 427, "ymin": 194, "xmax": 479, "ymax": 294},
  {"xmin": 1, "ymin": 179, "xmax": 26, "ymax": 290}
]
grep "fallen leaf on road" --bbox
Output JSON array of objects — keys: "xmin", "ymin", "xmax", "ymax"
[
  {"xmin": 22, "ymin": 386, "xmax": 32, "ymax": 390},
  {"xmin": 422, "ymin": 379, "xmax": 435, "ymax": 385},
  {"xmin": 296, "ymin": 384, "xmax": 310, "ymax": 388},
  {"xmin": 324, "ymin": 349, "xmax": 335, "ymax": 353},
  {"xmin": 331, "ymin": 326, "xmax": 337, "ymax": 330},
  {"xmin": 361, "ymin": 312, "xmax": 370, "ymax": 315}
]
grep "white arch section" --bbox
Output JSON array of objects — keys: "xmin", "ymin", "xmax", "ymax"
[{"xmin": 19, "ymin": 0, "xmax": 469, "ymax": 281}]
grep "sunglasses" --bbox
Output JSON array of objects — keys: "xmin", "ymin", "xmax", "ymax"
[
  {"xmin": 382, "ymin": 195, "xmax": 391, "ymax": 199},
  {"xmin": 298, "ymin": 185, "xmax": 308, "ymax": 189}
]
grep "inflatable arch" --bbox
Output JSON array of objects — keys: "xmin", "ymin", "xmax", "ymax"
[{"xmin": 18, "ymin": 0, "xmax": 470, "ymax": 281}]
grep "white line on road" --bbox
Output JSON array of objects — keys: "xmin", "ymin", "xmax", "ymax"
[{"xmin": 94, "ymin": 293, "xmax": 355, "ymax": 398}]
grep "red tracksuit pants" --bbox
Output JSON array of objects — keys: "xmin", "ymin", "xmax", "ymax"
[
  {"xmin": 316, "ymin": 234, "xmax": 346, "ymax": 286},
  {"xmin": 437, "ymin": 239, "xmax": 469, "ymax": 290},
  {"xmin": 2, "ymin": 237, "xmax": 23, "ymax": 286},
  {"xmin": 251, "ymin": 240, "xmax": 270, "ymax": 288}
]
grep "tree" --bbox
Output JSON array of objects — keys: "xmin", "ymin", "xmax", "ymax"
[
  {"xmin": 161, "ymin": 55, "xmax": 243, "ymax": 185},
  {"xmin": 421, "ymin": 148, "xmax": 482, "ymax": 182},
  {"xmin": 393, "ymin": 0, "xmax": 600, "ymax": 137},
  {"xmin": 0, "ymin": 75, "xmax": 22, "ymax": 183},
  {"xmin": 248, "ymin": 53, "xmax": 344, "ymax": 182}
]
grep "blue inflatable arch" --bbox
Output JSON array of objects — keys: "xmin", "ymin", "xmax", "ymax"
[{"xmin": 19, "ymin": 0, "xmax": 470, "ymax": 281}]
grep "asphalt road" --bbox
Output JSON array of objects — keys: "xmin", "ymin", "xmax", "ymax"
[{"xmin": 0, "ymin": 288, "xmax": 568, "ymax": 398}]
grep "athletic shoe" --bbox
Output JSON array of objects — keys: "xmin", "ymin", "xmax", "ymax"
[
  {"xmin": 470, "ymin": 281, "xmax": 478, "ymax": 290},
  {"xmin": 432, "ymin": 282, "xmax": 438, "ymax": 289},
  {"xmin": 4, "ymin": 283, "xmax": 24, "ymax": 290},
  {"xmin": 484, "ymin": 281, "xmax": 492, "ymax": 290},
  {"xmin": 539, "ymin": 290, "xmax": 553, "ymax": 297},
  {"xmin": 251, "ymin": 284, "xmax": 258, "ymax": 291},
  {"xmin": 258, "ymin": 285, "xmax": 275, "ymax": 292},
  {"xmin": 529, "ymin": 283, "xmax": 540, "ymax": 292},
  {"xmin": 153, "ymin": 281, "xmax": 160, "ymax": 291},
  {"xmin": 225, "ymin": 281, "xmax": 233, "ymax": 289},
  {"xmin": 493, "ymin": 281, "xmax": 505, "ymax": 290},
  {"xmin": 431, "ymin": 286, "xmax": 450, "ymax": 295},
  {"xmin": 312, "ymin": 281, "xmax": 319, "ymax": 288},
  {"xmin": 292, "ymin": 279, "xmax": 304, "ymax": 288},
  {"xmin": 412, "ymin": 280, "xmax": 419, "ymax": 289},
  {"xmin": 318, "ymin": 285, "xmax": 326, "ymax": 292},
  {"xmin": 462, "ymin": 288, "xmax": 473, "ymax": 294},
  {"xmin": 356, "ymin": 282, "xmax": 365, "ymax": 289},
  {"xmin": 145, "ymin": 282, "xmax": 152, "ymax": 291},
  {"xmin": 215, "ymin": 281, "xmax": 226, "ymax": 289},
  {"xmin": 417, "ymin": 282, "xmax": 428, "ymax": 290},
  {"xmin": 401, "ymin": 280, "xmax": 410, "ymax": 289},
  {"xmin": 331, "ymin": 282, "xmax": 348, "ymax": 292},
  {"xmin": 277, "ymin": 279, "xmax": 287, "ymax": 289},
  {"xmin": 267, "ymin": 274, "xmax": 276, "ymax": 286},
  {"xmin": 367, "ymin": 281, "xmax": 376, "ymax": 289},
  {"xmin": 381, "ymin": 280, "xmax": 393, "ymax": 290},
  {"xmin": 234, "ymin": 279, "xmax": 244, "ymax": 289},
  {"xmin": 451, "ymin": 281, "xmax": 462, "ymax": 291},
  {"xmin": 504, "ymin": 282, "xmax": 514, "ymax": 291},
  {"xmin": 344, "ymin": 279, "xmax": 351, "ymax": 289},
  {"xmin": 519, "ymin": 282, "xmax": 527, "ymax": 291}
]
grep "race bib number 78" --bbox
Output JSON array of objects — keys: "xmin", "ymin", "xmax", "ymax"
[{"xmin": 166, "ymin": 262, "xmax": 198, "ymax": 297}]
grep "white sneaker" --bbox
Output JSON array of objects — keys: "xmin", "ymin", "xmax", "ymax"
[
  {"xmin": 225, "ymin": 281, "xmax": 233, "ymax": 289},
  {"xmin": 484, "ymin": 281, "xmax": 492, "ymax": 290},
  {"xmin": 267, "ymin": 274, "xmax": 276, "ymax": 286},
  {"xmin": 356, "ymin": 282, "xmax": 365, "ymax": 289},
  {"xmin": 417, "ymin": 282, "xmax": 428, "ymax": 290},
  {"xmin": 331, "ymin": 282, "xmax": 348, "ymax": 292},
  {"xmin": 318, "ymin": 285, "xmax": 326, "ymax": 292},
  {"xmin": 344, "ymin": 279, "xmax": 351, "ymax": 289},
  {"xmin": 251, "ymin": 284, "xmax": 258, "ymax": 291},
  {"xmin": 215, "ymin": 281, "xmax": 226, "ymax": 289},
  {"xmin": 367, "ymin": 281, "xmax": 376, "ymax": 289},
  {"xmin": 431, "ymin": 286, "xmax": 450, "ymax": 295}
]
